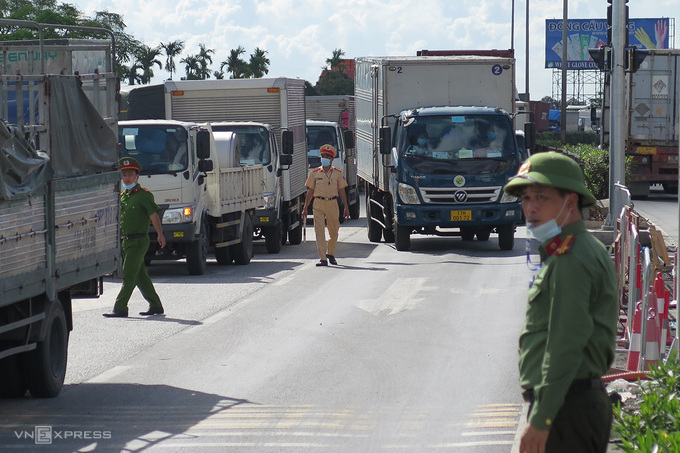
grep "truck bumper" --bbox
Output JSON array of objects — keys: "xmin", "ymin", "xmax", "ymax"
[
  {"xmin": 149, "ymin": 222, "xmax": 196, "ymax": 243},
  {"xmin": 253, "ymin": 209, "xmax": 278, "ymax": 228},
  {"xmin": 395, "ymin": 203, "xmax": 523, "ymax": 228}
]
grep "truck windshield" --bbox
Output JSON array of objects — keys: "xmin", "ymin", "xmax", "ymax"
[
  {"xmin": 307, "ymin": 126, "xmax": 338, "ymax": 168},
  {"xmin": 211, "ymin": 125, "xmax": 271, "ymax": 166},
  {"xmin": 119, "ymin": 126, "xmax": 189, "ymax": 175},
  {"xmin": 399, "ymin": 114, "xmax": 518, "ymax": 175}
]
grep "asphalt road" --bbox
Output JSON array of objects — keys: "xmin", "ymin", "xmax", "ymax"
[
  {"xmin": 633, "ymin": 185, "xmax": 679, "ymax": 245},
  {"xmin": 0, "ymin": 209, "xmax": 533, "ymax": 452}
]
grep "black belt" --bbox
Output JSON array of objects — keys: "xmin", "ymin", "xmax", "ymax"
[
  {"xmin": 522, "ymin": 378, "xmax": 604, "ymax": 403},
  {"xmin": 121, "ymin": 233, "xmax": 147, "ymax": 240},
  {"xmin": 314, "ymin": 196, "xmax": 338, "ymax": 201}
]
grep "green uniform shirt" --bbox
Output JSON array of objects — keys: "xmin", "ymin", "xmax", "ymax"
[
  {"xmin": 120, "ymin": 184, "xmax": 161, "ymax": 236},
  {"xmin": 519, "ymin": 220, "xmax": 618, "ymax": 430}
]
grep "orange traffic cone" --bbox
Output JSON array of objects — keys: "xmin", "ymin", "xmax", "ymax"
[
  {"xmin": 626, "ymin": 302, "xmax": 643, "ymax": 371},
  {"xmin": 643, "ymin": 309, "xmax": 660, "ymax": 370}
]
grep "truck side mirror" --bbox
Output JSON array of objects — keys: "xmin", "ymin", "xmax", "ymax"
[
  {"xmin": 198, "ymin": 159, "xmax": 214, "ymax": 173},
  {"xmin": 379, "ymin": 126, "xmax": 391, "ymax": 155},
  {"xmin": 197, "ymin": 130, "xmax": 211, "ymax": 159},
  {"xmin": 281, "ymin": 130, "xmax": 294, "ymax": 154},
  {"xmin": 343, "ymin": 129, "xmax": 355, "ymax": 149},
  {"xmin": 523, "ymin": 122, "xmax": 536, "ymax": 156},
  {"xmin": 280, "ymin": 154, "xmax": 292, "ymax": 166}
]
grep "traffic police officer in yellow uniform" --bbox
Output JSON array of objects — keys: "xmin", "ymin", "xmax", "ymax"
[
  {"xmin": 303, "ymin": 144, "xmax": 350, "ymax": 266},
  {"xmin": 504, "ymin": 152, "xmax": 618, "ymax": 453},
  {"xmin": 104, "ymin": 158, "xmax": 166, "ymax": 317}
]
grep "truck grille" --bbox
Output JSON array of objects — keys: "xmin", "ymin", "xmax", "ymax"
[{"xmin": 419, "ymin": 186, "xmax": 502, "ymax": 204}]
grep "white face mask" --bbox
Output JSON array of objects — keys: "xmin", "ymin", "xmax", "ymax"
[
  {"xmin": 122, "ymin": 181, "xmax": 137, "ymax": 190},
  {"xmin": 527, "ymin": 197, "xmax": 569, "ymax": 243}
]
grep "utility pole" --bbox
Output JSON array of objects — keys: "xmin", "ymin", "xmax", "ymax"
[
  {"xmin": 560, "ymin": 0, "xmax": 568, "ymax": 144},
  {"xmin": 607, "ymin": 0, "xmax": 627, "ymax": 226}
]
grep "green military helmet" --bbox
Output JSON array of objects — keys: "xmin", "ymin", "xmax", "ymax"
[
  {"xmin": 504, "ymin": 151, "xmax": 597, "ymax": 207},
  {"xmin": 119, "ymin": 157, "xmax": 142, "ymax": 173}
]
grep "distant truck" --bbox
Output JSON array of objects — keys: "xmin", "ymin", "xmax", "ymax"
[
  {"xmin": 355, "ymin": 55, "xmax": 525, "ymax": 251},
  {"xmin": 119, "ymin": 120, "xmax": 264, "ymax": 274},
  {"xmin": 600, "ymin": 49, "xmax": 680, "ymax": 197},
  {"xmin": 0, "ymin": 20, "xmax": 120, "ymax": 397},
  {"xmin": 121, "ymin": 78, "xmax": 307, "ymax": 253},
  {"xmin": 305, "ymin": 119, "xmax": 359, "ymax": 219}
]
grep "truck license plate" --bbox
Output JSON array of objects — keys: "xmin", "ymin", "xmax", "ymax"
[
  {"xmin": 259, "ymin": 216, "xmax": 270, "ymax": 223},
  {"xmin": 173, "ymin": 231, "xmax": 184, "ymax": 238},
  {"xmin": 450, "ymin": 210, "xmax": 472, "ymax": 221}
]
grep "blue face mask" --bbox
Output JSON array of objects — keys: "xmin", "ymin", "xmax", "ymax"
[
  {"xmin": 527, "ymin": 198, "xmax": 568, "ymax": 243},
  {"xmin": 122, "ymin": 181, "xmax": 137, "ymax": 190},
  {"xmin": 321, "ymin": 158, "xmax": 332, "ymax": 167},
  {"xmin": 417, "ymin": 138, "xmax": 427, "ymax": 146}
]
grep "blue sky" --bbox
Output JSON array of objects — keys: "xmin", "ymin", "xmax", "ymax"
[{"xmin": 74, "ymin": 0, "xmax": 679, "ymax": 100}]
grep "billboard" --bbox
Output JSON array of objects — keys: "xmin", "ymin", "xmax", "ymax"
[{"xmin": 545, "ymin": 18, "xmax": 670, "ymax": 69}]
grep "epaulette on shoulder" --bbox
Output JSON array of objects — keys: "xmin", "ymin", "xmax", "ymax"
[
  {"xmin": 142, "ymin": 187, "xmax": 151, "ymax": 192},
  {"xmin": 312, "ymin": 167, "xmax": 323, "ymax": 172},
  {"xmin": 546, "ymin": 234, "xmax": 575, "ymax": 257}
]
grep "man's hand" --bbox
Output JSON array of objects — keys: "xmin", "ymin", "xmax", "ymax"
[
  {"xmin": 157, "ymin": 232, "xmax": 166, "ymax": 249},
  {"xmin": 343, "ymin": 206, "xmax": 350, "ymax": 220},
  {"xmin": 519, "ymin": 424, "xmax": 549, "ymax": 453}
]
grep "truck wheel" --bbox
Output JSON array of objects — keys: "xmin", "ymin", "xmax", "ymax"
[
  {"xmin": 288, "ymin": 213, "xmax": 303, "ymax": 245},
  {"xmin": 186, "ymin": 221, "xmax": 208, "ymax": 275},
  {"xmin": 349, "ymin": 199, "xmax": 360, "ymax": 220},
  {"xmin": 497, "ymin": 224, "xmax": 515, "ymax": 251},
  {"xmin": 232, "ymin": 213, "xmax": 254, "ymax": 265},
  {"xmin": 264, "ymin": 222, "xmax": 283, "ymax": 254},
  {"xmin": 394, "ymin": 221, "xmax": 411, "ymax": 251},
  {"xmin": 366, "ymin": 193, "xmax": 382, "ymax": 242},
  {"xmin": 476, "ymin": 228, "xmax": 491, "ymax": 241},
  {"xmin": 383, "ymin": 225, "xmax": 395, "ymax": 243},
  {"xmin": 0, "ymin": 355, "xmax": 28, "ymax": 398},
  {"xmin": 23, "ymin": 300, "xmax": 68, "ymax": 398},
  {"xmin": 214, "ymin": 245, "xmax": 232, "ymax": 265},
  {"xmin": 461, "ymin": 227, "xmax": 475, "ymax": 241}
]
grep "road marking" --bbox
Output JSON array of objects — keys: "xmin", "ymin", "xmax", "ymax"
[{"xmin": 356, "ymin": 277, "xmax": 433, "ymax": 316}]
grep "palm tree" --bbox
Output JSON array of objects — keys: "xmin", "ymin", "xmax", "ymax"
[
  {"xmin": 180, "ymin": 54, "xmax": 201, "ymax": 80},
  {"xmin": 326, "ymin": 48, "xmax": 345, "ymax": 72},
  {"xmin": 161, "ymin": 39, "xmax": 185, "ymax": 80},
  {"xmin": 196, "ymin": 43, "xmax": 215, "ymax": 80},
  {"xmin": 221, "ymin": 46, "xmax": 248, "ymax": 79},
  {"xmin": 248, "ymin": 47, "xmax": 270, "ymax": 78},
  {"xmin": 135, "ymin": 45, "xmax": 162, "ymax": 84},
  {"xmin": 122, "ymin": 62, "xmax": 143, "ymax": 85}
]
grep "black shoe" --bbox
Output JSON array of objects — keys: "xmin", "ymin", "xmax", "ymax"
[
  {"xmin": 103, "ymin": 309, "xmax": 128, "ymax": 318},
  {"xmin": 326, "ymin": 255, "xmax": 337, "ymax": 265},
  {"xmin": 316, "ymin": 260, "xmax": 328, "ymax": 267},
  {"xmin": 139, "ymin": 307, "xmax": 164, "ymax": 316}
]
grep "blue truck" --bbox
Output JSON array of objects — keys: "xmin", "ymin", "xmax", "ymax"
[{"xmin": 355, "ymin": 55, "xmax": 527, "ymax": 251}]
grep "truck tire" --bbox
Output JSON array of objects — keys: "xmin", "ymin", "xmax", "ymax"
[
  {"xmin": 186, "ymin": 221, "xmax": 208, "ymax": 275},
  {"xmin": 383, "ymin": 225, "xmax": 395, "ymax": 243},
  {"xmin": 264, "ymin": 222, "xmax": 283, "ymax": 254},
  {"xmin": 214, "ymin": 245, "xmax": 232, "ymax": 265},
  {"xmin": 476, "ymin": 228, "xmax": 491, "ymax": 241},
  {"xmin": 497, "ymin": 224, "xmax": 515, "ymax": 251},
  {"xmin": 366, "ymin": 192, "xmax": 382, "ymax": 242},
  {"xmin": 394, "ymin": 220, "xmax": 411, "ymax": 251},
  {"xmin": 288, "ymin": 213, "xmax": 303, "ymax": 245},
  {"xmin": 0, "ymin": 355, "xmax": 28, "ymax": 398},
  {"xmin": 461, "ymin": 227, "xmax": 475, "ymax": 241},
  {"xmin": 23, "ymin": 300, "xmax": 68, "ymax": 398},
  {"xmin": 232, "ymin": 213, "xmax": 254, "ymax": 265},
  {"xmin": 349, "ymin": 199, "xmax": 360, "ymax": 220}
]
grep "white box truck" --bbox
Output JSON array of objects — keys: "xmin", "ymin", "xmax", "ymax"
[
  {"xmin": 0, "ymin": 20, "xmax": 120, "ymax": 397},
  {"xmin": 305, "ymin": 95, "xmax": 359, "ymax": 219},
  {"xmin": 121, "ymin": 78, "xmax": 307, "ymax": 254},
  {"xmin": 119, "ymin": 120, "xmax": 264, "ymax": 274},
  {"xmin": 355, "ymin": 55, "xmax": 526, "ymax": 251}
]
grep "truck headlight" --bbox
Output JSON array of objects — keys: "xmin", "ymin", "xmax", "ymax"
[
  {"xmin": 263, "ymin": 193, "xmax": 277, "ymax": 210},
  {"xmin": 163, "ymin": 207, "xmax": 193, "ymax": 224},
  {"xmin": 398, "ymin": 183, "xmax": 420, "ymax": 204},
  {"xmin": 500, "ymin": 191, "xmax": 519, "ymax": 203}
]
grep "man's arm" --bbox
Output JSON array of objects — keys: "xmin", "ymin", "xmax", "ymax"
[
  {"xmin": 303, "ymin": 187, "xmax": 314, "ymax": 215},
  {"xmin": 339, "ymin": 188, "xmax": 350, "ymax": 219},
  {"xmin": 150, "ymin": 212, "xmax": 166, "ymax": 248}
]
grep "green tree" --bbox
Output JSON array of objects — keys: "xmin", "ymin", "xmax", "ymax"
[
  {"xmin": 315, "ymin": 71, "xmax": 353, "ymax": 96},
  {"xmin": 540, "ymin": 96, "xmax": 561, "ymax": 110},
  {"xmin": 221, "ymin": 46, "xmax": 248, "ymax": 79},
  {"xmin": 135, "ymin": 44, "xmax": 162, "ymax": 84},
  {"xmin": 180, "ymin": 54, "xmax": 200, "ymax": 80},
  {"xmin": 121, "ymin": 62, "xmax": 142, "ymax": 85},
  {"xmin": 196, "ymin": 43, "xmax": 214, "ymax": 80},
  {"xmin": 248, "ymin": 47, "xmax": 270, "ymax": 78},
  {"xmin": 161, "ymin": 39, "xmax": 185, "ymax": 80},
  {"xmin": 325, "ymin": 48, "xmax": 345, "ymax": 72}
]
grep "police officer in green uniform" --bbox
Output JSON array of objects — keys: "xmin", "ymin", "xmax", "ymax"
[
  {"xmin": 103, "ymin": 158, "xmax": 166, "ymax": 318},
  {"xmin": 504, "ymin": 152, "xmax": 618, "ymax": 453}
]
